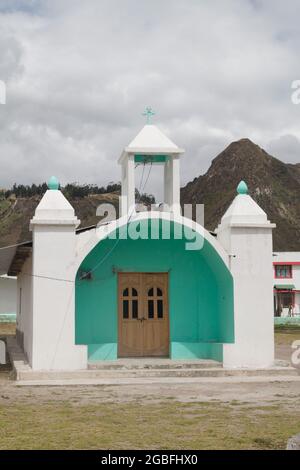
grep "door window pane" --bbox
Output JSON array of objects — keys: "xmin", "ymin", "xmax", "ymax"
[
  {"xmin": 132, "ymin": 299, "xmax": 138, "ymax": 319},
  {"xmin": 148, "ymin": 300, "xmax": 154, "ymax": 319},
  {"xmin": 157, "ymin": 299, "xmax": 163, "ymax": 318},
  {"xmin": 123, "ymin": 300, "xmax": 129, "ymax": 318},
  {"xmin": 132, "ymin": 288, "xmax": 138, "ymax": 297},
  {"xmin": 275, "ymin": 265, "xmax": 292, "ymax": 278}
]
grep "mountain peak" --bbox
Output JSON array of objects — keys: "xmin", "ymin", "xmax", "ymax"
[
  {"xmin": 206, "ymin": 137, "xmax": 273, "ymax": 189},
  {"xmin": 181, "ymin": 138, "xmax": 300, "ymax": 251},
  {"xmin": 213, "ymin": 137, "xmax": 269, "ymax": 163},
  {"xmin": 233, "ymin": 137, "xmax": 256, "ymax": 145}
]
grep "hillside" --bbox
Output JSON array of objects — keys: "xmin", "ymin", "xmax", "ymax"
[
  {"xmin": 181, "ymin": 138, "xmax": 300, "ymax": 251},
  {"xmin": 0, "ymin": 138, "xmax": 300, "ymax": 251},
  {"xmin": 0, "ymin": 193, "xmax": 120, "ymax": 248},
  {"xmin": 287, "ymin": 162, "xmax": 300, "ymax": 185}
]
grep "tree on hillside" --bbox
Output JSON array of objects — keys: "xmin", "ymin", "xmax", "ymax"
[{"xmin": 3, "ymin": 182, "xmax": 155, "ymax": 204}]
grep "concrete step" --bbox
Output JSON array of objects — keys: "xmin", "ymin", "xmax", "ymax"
[
  {"xmin": 87, "ymin": 359, "xmax": 221, "ymax": 370},
  {"xmin": 16, "ymin": 376, "xmax": 300, "ymax": 387},
  {"xmin": 7, "ymin": 337, "xmax": 299, "ymax": 383},
  {"xmin": 16, "ymin": 366, "xmax": 299, "ymax": 382}
]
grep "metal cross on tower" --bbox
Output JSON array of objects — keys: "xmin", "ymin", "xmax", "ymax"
[{"xmin": 142, "ymin": 106, "xmax": 155, "ymax": 124}]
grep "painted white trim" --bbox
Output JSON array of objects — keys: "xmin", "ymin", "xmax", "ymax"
[
  {"xmin": 218, "ymin": 222, "xmax": 276, "ymax": 230},
  {"xmin": 30, "ymin": 219, "xmax": 80, "ymax": 227},
  {"xmin": 74, "ymin": 211, "xmax": 230, "ymax": 273}
]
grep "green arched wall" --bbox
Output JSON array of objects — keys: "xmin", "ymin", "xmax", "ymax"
[{"xmin": 75, "ymin": 219, "xmax": 234, "ymax": 361}]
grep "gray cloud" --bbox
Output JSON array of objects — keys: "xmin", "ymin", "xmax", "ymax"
[
  {"xmin": 0, "ymin": 0, "xmax": 299, "ymax": 200},
  {"xmin": 267, "ymin": 134, "xmax": 300, "ymax": 163}
]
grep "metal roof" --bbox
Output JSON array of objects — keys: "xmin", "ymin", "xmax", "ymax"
[
  {"xmin": 0, "ymin": 224, "xmax": 95, "ymax": 276},
  {"xmin": 0, "ymin": 241, "xmax": 32, "ymax": 276},
  {"xmin": 274, "ymin": 284, "xmax": 295, "ymax": 290}
]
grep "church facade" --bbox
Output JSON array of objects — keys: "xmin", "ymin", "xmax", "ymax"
[{"xmin": 14, "ymin": 124, "xmax": 275, "ymax": 371}]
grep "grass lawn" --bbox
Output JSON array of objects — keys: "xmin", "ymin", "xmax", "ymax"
[
  {"xmin": 0, "ymin": 400, "xmax": 299, "ymax": 450},
  {"xmin": 275, "ymin": 328, "xmax": 300, "ymax": 344},
  {"xmin": 0, "ymin": 324, "xmax": 299, "ymax": 450},
  {"xmin": 0, "ymin": 323, "xmax": 15, "ymax": 336}
]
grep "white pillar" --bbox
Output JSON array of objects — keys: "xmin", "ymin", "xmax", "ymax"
[
  {"xmin": 120, "ymin": 154, "xmax": 135, "ymax": 216},
  {"xmin": 216, "ymin": 181, "xmax": 276, "ymax": 368},
  {"xmin": 30, "ymin": 178, "xmax": 87, "ymax": 370},
  {"xmin": 164, "ymin": 155, "xmax": 181, "ymax": 215}
]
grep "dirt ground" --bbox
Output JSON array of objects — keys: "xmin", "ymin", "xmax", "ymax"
[
  {"xmin": 0, "ymin": 324, "xmax": 299, "ymax": 405},
  {"xmin": 0, "ymin": 370, "xmax": 299, "ymax": 405},
  {"xmin": 0, "ymin": 324, "xmax": 299, "ymax": 449},
  {"xmin": 275, "ymin": 328, "xmax": 300, "ymax": 361}
]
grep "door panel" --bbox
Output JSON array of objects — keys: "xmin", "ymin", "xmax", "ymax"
[
  {"xmin": 142, "ymin": 273, "xmax": 169, "ymax": 357},
  {"xmin": 118, "ymin": 273, "xmax": 169, "ymax": 357},
  {"xmin": 118, "ymin": 273, "xmax": 143, "ymax": 357}
]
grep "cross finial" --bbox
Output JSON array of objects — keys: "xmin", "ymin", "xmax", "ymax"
[{"xmin": 142, "ymin": 106, "xmax": 155, "ymax": 124}]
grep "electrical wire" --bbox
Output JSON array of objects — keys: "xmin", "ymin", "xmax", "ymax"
[
  {"xmin": 22, "ymin": 272, "xmax": 73, "ymax": 283},
  {"xmin": 77, "ymin": 160, "xmax": 152, "ymax": 281},
  {"xmin": 50, "ymin": 282, "xmax": 75, "ymax": 369},
  {"xmin": 137, "ymin": 162, "xmax": 146, "ymax": 199},
  {"xmin": 12, "ymin": 161, "xmax": 155, "ymax": 367},
  {"xmin": 141, "ymin": 161, "xmax": 153, "ymax": 194},
  {"xmin": 0, "ymin": 242, "xmax": 31, "ymax": 251},
  {"xmin": 14, "ymin": 208, "xmax": 136, "ymax": 284},
  {"xmin": 78, "ymin": 205, "xmax": 136, "ymax": 281},
  {"xmin": 7, "ymin": 160, "xmax": 154, "ymax": 284},
  {"xmin": 78, "ymin": 238, "xmax": 120, "ymax": 280},
  {"xmin": 80, "ymin": 156, "xmax": 156, "ymax": 280}
]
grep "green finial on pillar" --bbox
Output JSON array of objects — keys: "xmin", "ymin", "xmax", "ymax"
[
  {"xmin": 48, "ymin": 176, "xmax": 59, "ymax": 190},
  {"xmin": 237, "ymin": 180, "xmax": 248, "ymax": 195},
  {"xmin": 142, "ymin": 106, "xmax": 155, "ymax": 124}
]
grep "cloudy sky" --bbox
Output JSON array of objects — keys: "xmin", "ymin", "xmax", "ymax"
[{"xmin": 0, "ymin": 0, "xmax": 300, "ymax": 199}]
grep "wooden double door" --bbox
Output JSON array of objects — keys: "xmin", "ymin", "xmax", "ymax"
[{"xmin": 118, "ymin": 273, "xmax": 169, "ymax": 357}]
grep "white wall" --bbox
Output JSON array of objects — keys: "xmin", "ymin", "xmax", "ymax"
[
  {"xmin": 273, "ymin": 252, "xmax": 300, "ymax": 264},
  {"xmin": 16, "ymin": 256, "xmax": 33, "ymax": 363},
  {"xmin": 30, "ymin": 225, "xmax": 87, "ymax": 370},
  {"xmin": 218, "ymin": 226, "xmax": 275, "ymax": 368},
  {"xmin": 0, "ymin": 275, "xmax": 17, "ymax": 316}
]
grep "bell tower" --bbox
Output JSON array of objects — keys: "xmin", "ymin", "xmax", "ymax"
[{"xmin": 118, "ymin": 109, "xmax": 184, "ymax": 216}]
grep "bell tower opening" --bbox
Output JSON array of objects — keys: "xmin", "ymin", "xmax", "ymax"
[{"xmin": 118, "ymin": 110, "xmax": 184, "ymax": 217}]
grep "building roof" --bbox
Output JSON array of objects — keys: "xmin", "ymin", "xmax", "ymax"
[
  {"xmin": 273, "ymin": 252, "xmax": 300, "ymax": 263},
  {"xmin": 119, "ymin": 125, "xmax": 184, "ymax": 163},
  {"xmin": 0, "ymin": 241, "xmax": 32, "ymax": 277},
  {"xmin": 217, "ymin": 181, "xmax": 274, "ymax": 229},
  {"xmin": 221, "ymin": 193, "xmax": 268, "ymax": 225},
  {"xmin": 31, "ymin": 188, "xmax": 80, "ymax": 226},
  {"xmin": 0, "ymin": 223, "xmax": 99, "ymax": 277}
]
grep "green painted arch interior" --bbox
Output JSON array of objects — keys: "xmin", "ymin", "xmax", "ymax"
[{"xmin": 75, "ymin": 219, "xmax": 234, "ymax": 361}]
